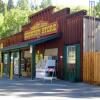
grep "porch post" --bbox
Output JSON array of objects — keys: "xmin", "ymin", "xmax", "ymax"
[
  {"xmin": 31, "ymin": 46, "xmax": 35, "ymax": 80},
  {"xmin": 0, "ymin": 52, "xmax": 4, "ymax": 78},
  {"xmin": 19, "ymin": 50, "xmax": 21, "ymax": 78},
  {"xmin": 63, "ymin": 46, "xmax": 67, "ymax": 80},
  {"xmin": 8, "ymin": 52, "xmax": 11, "ymax": 79}
]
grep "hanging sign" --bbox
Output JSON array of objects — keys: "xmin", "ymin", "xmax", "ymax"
[{"xmin": 24, "ymin": 21, "xmax": 58, "ymax": 40}]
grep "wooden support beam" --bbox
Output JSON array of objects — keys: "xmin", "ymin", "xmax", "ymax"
[
  {"xmin": 0, "ymin": 53, "xmax": 4, "ymax": 78},
  {"xmin": 19, "ymin": 51, "xmax": 21, "ymax": 78},
  {"xmin": 31, "ymin": 46, "xmax": 36, "ymax": 80},
  {"xmin": 8, "ymin": 52, "xmax": 14, "ymax": 80}
]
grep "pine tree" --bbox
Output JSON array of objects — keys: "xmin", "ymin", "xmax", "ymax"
[
  {"xmin": 30, "ymin": 0, "xmax": 35, "ymax": 10},
  {"xmin": 30, "ymin": 0, "xmax": 40, "ymax": 11},
  {"xmin": 4, "ymin": 3, "xmax": 7, "ymax": 17},
  {"xmin": 0, "ymin": 1, "xmax": 8, "ymax": 16},
  {"xmin": 95, "ymin": 2, "xmax": 100, "ymax": 18},
  {"xmin": 17, "ymin": 0, "xmax": 29, "ymax": 10},
  {"xmin": 40, "ymin": 0, "xmax": 52, "ymax": 9},
  {"xmin": 7, "ymin": 0, "xmax": 14, "ymax": 10},
  {"xmin": 0, "ymin": 0, "xmax": 4, "ymax": 13}
]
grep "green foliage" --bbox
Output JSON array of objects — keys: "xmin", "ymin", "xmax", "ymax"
[
  {"xmin": 0, "ymin": 9, "xmax": 29, "ymax": 38},
  {"xmin": 0, "ymin": 0, "xmax": 54, "ymax": 38},
  {"xmin": 95, "ymin": 2, "xmax": 100, "ymax": 18},
  {"xmin": 0, "ymin": 0, "xmax": 93, "ymax": 38},
  {"xmin": 0, "ymin": 0, "xmax": 32, "ymax": 38}
]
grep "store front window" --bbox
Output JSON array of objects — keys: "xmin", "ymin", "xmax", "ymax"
[
  {"xmin": 36, "ymin": 50, "xmax": 43, "ymax": 64},
  {"xmin": 35, "ymin": 50, "xmax": 44, "ymax": 78}
]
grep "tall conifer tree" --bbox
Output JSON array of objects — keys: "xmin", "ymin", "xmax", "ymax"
[
  {"xmin": 17, "ymin": 0, "xmax": 29, "ymax": 10},
  {"xmin": 40, "ymin": 0, "xmax": 52, "ymax": 9},
  {"xmin": 7, "ymin": 0, "xmax": 14, "ymax": 10}
]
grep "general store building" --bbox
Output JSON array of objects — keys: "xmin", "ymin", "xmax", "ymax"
[{"xmin": 0, "ymin": 6, "xmax": 100, "ymax": 84}]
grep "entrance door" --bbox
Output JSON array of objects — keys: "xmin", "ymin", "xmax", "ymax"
[
  {"xmin": 21, "ymin": 51, "xmax": 31, "ymax": 77},
  {"xmin": 63, "ymin": 44, "xmax": 80, "ymax": 82}
]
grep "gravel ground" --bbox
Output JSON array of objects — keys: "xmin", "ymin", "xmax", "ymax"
[{"xmin": 0, "ymin": 78, "xmax": 100, "ymax": 100}]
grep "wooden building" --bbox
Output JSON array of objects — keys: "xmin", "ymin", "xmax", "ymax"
[{"xmin": 0, "ymin": 6, "xmax": 100, "ymax": 84}]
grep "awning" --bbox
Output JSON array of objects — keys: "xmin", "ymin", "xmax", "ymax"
[
  {"xmin": 29, "ymin": 33, "xmax": 61, "ymax": 46},
  {"xmin": 0, "ymin": 41, "xmax": 30, "ymax": 52},
  {"xmin": 0, "ymin": 33, "xmax": 61, "ymax": 52}
]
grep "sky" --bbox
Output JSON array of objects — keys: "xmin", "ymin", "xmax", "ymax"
[
  {"xmin": 2, "ymin": 0, "xmax": 100, "ymax": 7},
  {"xmin": 53, "ymin": 0, "xmax": 99, "ymax": 7}
]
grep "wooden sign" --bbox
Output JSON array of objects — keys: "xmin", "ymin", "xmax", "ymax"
[{"xmin": 24, "ymin": 21, "xmax": 58, "ymax": 40}]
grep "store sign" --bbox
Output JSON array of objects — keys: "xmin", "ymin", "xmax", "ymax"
[{"xmin": 24, "ymin": 21, "xmax": 58, "ymax": 40}]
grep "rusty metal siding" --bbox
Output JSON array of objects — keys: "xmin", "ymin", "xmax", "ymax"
[
  {"xmin": 60, "ymin": 11, "xmax": 85, "ymax": 80},
  {"xmin": 30, "ymin": 6, "xmax": 55, "ymax": 25},
  {"xmin": 59, "ymin": 10, "xmax": 86, "ymax": 45},
  {"xmin": 63, "ymin": 16, "xmax": 83, "ymax": 44}
]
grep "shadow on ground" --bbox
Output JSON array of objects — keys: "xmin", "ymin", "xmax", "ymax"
[{"xmin": 0, "ymin": 78, "xmax": 100, "ymax": 98}]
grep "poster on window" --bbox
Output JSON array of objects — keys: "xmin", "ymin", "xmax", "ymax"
[{"xmin": 14, "ymin": 58, "xmax": 19, "ymax": 75}]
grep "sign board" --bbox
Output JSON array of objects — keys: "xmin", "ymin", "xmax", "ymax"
[
  {"xmin": 24, "ymin": 21, "xmax": 58, "ymax": 40},
  {"xmin": 46, "ymin": 60, "xmax": 56, "ymax": 67},
  {"xmin": 44, "ymin": 59, "xmax": 56, "ymax": 83},
  {"xmin": 35, "ymin": 59, "xmax": 56, "ymax": 78}
]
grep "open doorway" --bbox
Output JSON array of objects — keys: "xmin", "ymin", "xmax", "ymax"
[
  {"xmin": 21, "ymin": 50, "xmax": 31, "ymax": 77},
  {"xmin": 35, "ymin": 48, "xmax": 58, "ymax": 79}
]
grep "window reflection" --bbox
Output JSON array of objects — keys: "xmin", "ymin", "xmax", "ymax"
[{"xmin": 67, "ymin": 46, "xmax": 76, "ymax": 64}]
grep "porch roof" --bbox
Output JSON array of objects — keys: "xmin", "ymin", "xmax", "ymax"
[{"xmin": 0, "ymin": 33, "xmax": 61, "ymax": 52}]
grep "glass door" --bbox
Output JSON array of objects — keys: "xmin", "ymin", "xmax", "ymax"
[
  {"xmin": 67, "ymin": 46, "xmax": 76, "ymax": 81},
  {"xmin": 63, "ymin": 44, "xmax": 80, "ymax": 82}
]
